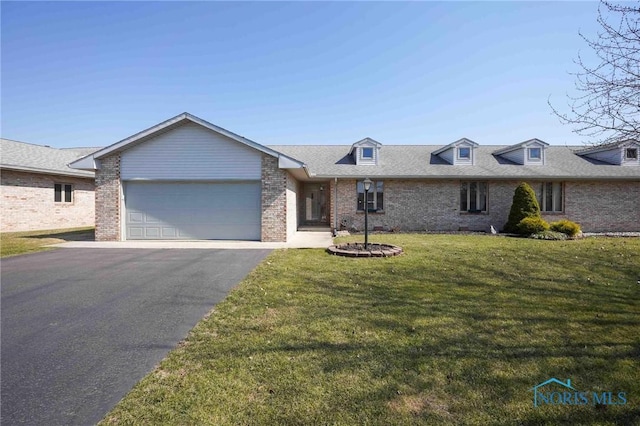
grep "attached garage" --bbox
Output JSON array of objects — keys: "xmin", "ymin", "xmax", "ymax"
[
  {"xmin": 69, "ymin": 113, "xmax": 304, "ymax": 242},
  {"xmin": 124, "ymin": 182, "xmax": 261, "ymax": 240}
]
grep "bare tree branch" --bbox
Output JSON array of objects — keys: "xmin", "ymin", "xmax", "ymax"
[{"xmin": 549, "ymin": 1, "xmax": 640, "ymax": 145}]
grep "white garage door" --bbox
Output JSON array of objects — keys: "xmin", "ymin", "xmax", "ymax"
[{"xmin": 125, "ymin": 182, "xmax": 261, "ymax": 240}]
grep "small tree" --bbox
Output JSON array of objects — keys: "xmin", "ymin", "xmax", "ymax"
[{"xmin": 504, "ymin": 182, "xmax": 541, "ymax": 233}]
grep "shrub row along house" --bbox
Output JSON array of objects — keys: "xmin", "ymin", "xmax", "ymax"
[
  {"xmin": 0, "ymin": 138, "xmax": 97, "ymax": 232},
  {"xmin": 65, "ymin": 112, "xmax": 639, "ymax": 242}
]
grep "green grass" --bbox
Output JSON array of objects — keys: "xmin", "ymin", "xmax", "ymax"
[
  {"xmin": 101, "ymin": 235, "xmax": 640, "ymax": 425},
  {"xmin": 0, "ymin": 227, "xmax": 94, "ymax": 257}
]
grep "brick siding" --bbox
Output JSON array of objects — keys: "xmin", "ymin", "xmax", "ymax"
[
  {"xmin": 94, "ymin": 154, "xmax": 121, "ymax": 241},
  {"xmin": 261, "ymin": 155, "xmax": 288, "ymax": 242},
  {"xmin": 1, "ymin": 170, "xmax": 95, "ymax": 232},
  {"xmin": 335, "ymin": 179, "xmax": 640, "ymax": 233}
]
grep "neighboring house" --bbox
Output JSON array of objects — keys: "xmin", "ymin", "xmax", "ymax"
[
  {"xmin": 70, "ymin": 112, "xmax": 640, "ymax": 242},
  {"xmin": 1, "ymin": 138, "xmax": 98, "ymax": 232}
]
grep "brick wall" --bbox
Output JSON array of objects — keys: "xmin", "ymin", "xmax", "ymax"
[
  {"xmin": 1, "ymin": 170, "xmax": 95, "ymax": 232},
  {"xmin": 335, "ymin": 179, "xmax": 640, "ymax": 233},
  {"xmin": 563, "ymin": 181, "xmax": 640, "ymax": 232},
  {"xmin": 285, "ymin": 171, "xmax": 299, "ymax": 240},
  {"xmin": 94, "ymin": 154, "xmax": 121, "ymax": 241},
  {"xmin": 261, "ymin": 155, "xmax": 288, "ymax": 242}
]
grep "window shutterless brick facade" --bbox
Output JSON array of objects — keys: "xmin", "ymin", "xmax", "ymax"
[
  {"xmin": 1, "ymin": 170, "xmax": 95, "ymax": 232},
  {"xmin": 334, "ymin": 179, "xmax": 640, "ymax": 233}
]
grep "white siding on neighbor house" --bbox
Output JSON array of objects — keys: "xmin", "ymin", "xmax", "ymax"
[
  {"xmin": 121, "ymin": 122, "xmax": 262, "ymax": 180},
  {"xmin": 286, "ymin": 173, "xmax": 299, "ymax": 240},
  {"xmin": 501, "ymin": 149, "xmax": 525, "ymax": 165}
]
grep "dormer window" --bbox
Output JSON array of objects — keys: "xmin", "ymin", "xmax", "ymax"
[
  {"xmin": 575, "ymin": 139, "xmax": 639, "ymax": 165},
  {"xmin": 493, "ymin": 139, "xmax": 548, "ymax": 165},
  {"xmin": 528, "ymin": 147, "xmax": 541, "ymax": 160},
  {"xmin": 350, "ymin": 138, "xmax": 382, "ymax": 165},
  {"xmin": 458, "ymin": 147, "xmax": 471, "ymax": 160},
  {"xmin": 433, "ymin": 138, "xmax": 478, "ymax": 165}
]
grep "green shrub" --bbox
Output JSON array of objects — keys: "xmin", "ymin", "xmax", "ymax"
[
  {"xmin": 517, "ymin": 217, "xmax": 549, "ymax": 235},
  {"xmin": 550, "ymin": 219, "xmax": 581, "ymax": 237},
  {"xmin": 530, "ymin": 230, "xmax": 568, "ymax": 240},
  {"xmin": 504, "ymin": 182, "xmax": 541, "ymax": 233}
]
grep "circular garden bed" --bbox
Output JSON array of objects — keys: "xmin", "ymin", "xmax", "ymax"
[{"xmin": 327, "ymin": 242, "xmax": 403, "ymax": 258}]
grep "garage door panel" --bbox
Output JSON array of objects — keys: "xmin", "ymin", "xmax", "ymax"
[{"xmin": 125, "ymin": 182, "xmax": 261, "ymax": 240}]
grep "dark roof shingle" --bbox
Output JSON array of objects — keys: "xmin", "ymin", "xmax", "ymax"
[{"xmin": 269, "ymin": 145, "xmax": 640, "ymax": 179}]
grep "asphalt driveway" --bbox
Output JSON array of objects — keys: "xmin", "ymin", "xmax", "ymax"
[{"xmin": 1, "ymin": 248, "xmax": 271, "ymax": 425}]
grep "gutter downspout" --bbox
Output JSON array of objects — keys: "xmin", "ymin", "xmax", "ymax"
[{"xmin": 334, "ymin": 177, "xmax": 338, "ymax": 236}]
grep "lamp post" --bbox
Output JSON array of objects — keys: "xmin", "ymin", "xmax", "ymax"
[{"xmin": 363, "ymin": 178, "xmax": 372, "ymax": 250}]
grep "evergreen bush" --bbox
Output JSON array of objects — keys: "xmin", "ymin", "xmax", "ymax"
[
  {"xmin": 550, "ymin": 219, "xmax": 581, "ymax": 237},
  {"xmin": 517, "ymin": 217, "xmax": 550, "ymax": 235},
  {"xmin": 504, "ymin": 182, "xmax": 541, "ymax": 233}
]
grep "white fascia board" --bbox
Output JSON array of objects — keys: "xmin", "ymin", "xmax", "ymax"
[
  {"xmin": 277, "ymin": 154, "xmax": 313, "ymax": 177},
  {"xmin": 278, "ymin": 154, "xmax": 305, "ymax": 169},
  {"xmin": 493, "ymin": 139, "xmax": 549, "ymax": 156},
  {"xmin": 69, "ymin": 154, "xmax": 100, "ymax": 171},
  {"xmin": 349, "ymin": 137, "xmax": 383, "ymax": 154},
  {"xmin": 432, "ymin": 138, "xmax": 478, "ymax": 155}
]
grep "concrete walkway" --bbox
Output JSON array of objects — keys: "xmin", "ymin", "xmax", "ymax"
[{"xmin": 49, "ymin": 231, "xmax": 334, "ymax": 249}]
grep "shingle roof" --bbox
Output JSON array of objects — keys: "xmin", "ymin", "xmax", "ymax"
[
  {"xmin": 269, "ymin": 145, "xmax": 640, "ymax": 180},
  {"xmin": 1, "ymin": 138, "xmax": 99, "ymax": 178},
  {"xmin": 574, "ymin": 139, "xmax": 639, "ymax": 155}
]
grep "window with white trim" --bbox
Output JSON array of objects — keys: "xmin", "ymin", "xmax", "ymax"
[
  {"xmin": 528, "ymin": 147, "xmax": 542, "ymax": 160},
  {"xmin": 357, "ymin": 180, "xmax": 384, "ymax": 211},
  {"xmin": 54, "ymin": 183, "xmax": 73, "ymax": 203},
  {"xmin": 625, "ymin": 147, "xmax": 638, "ymax": 160},
  {"xmin": 460, "ymin": 181, "xmax": 487, "ymax": 212},
  {"xmin": 458, "ymin": 147, "xmax": 471, "ymax": 160},
  {"xmin": 361, "ymin": 147, "xmax": 374, "ymax": 159},
  {"xmin": 537, "ymin": 182, "xmax": 563, "ymax": 212}
]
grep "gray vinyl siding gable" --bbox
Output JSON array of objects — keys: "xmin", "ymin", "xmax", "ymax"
[
  {"xmin": 121, "ymin": 122, "xmax": 262, "ymax": 180},
  {"xmin": 501, "ymin": 149, "xmax": 525, "ymax": 165},
  {"xmin": 440, "ymin": 148, "xmax": 454, "ymax": 165},
  {"xmin": 584, "ymin": 148, "xmax": 623, "ymax": 165}
]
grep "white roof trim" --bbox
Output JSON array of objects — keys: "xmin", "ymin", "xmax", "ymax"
[
  {"xmin": 432, "ymin": 138, "xmax": 479, "ymax": 156},
  {"xmin": 278, "ymin": 154, "xmax": 306, "ymax": 170},
  {"xmin": 493, "ymin": 138, "xmax": 549, "ymax": 155},
  {"xmin": 69, "ymin": 112, "xmax": 306, "ymax": 171},
  {"xmin": 67, "ymin": 155, "xmax": 101, "ymax": 171},
  {"xmin": 349, "ymin": 137, "xmax": 382, "ymax": 155},
  {"xmin": 575, "ymin": 139, "xmax": 640, "ymax": 155},
  {"xmin": 100, "ymin": 112, "xmax": 285, "ymax": 158}
]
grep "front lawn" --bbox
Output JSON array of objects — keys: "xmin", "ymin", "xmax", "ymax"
[
  {"xmin": 0, "ymin": 227, "xmax": 94, "ymax": 257},
  {"xmin": 102, "ymin": 235, "xmax": 640, "ymax": 425}
]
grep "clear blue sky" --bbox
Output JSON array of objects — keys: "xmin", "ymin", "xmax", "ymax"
[{"xmin": 2, "ymin": 1, "xmax": 602, "ymax": 148}]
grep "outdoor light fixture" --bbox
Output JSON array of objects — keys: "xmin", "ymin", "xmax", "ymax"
[{"xmin": 363, "ymin": 178, "xmax": 372, "ymax": 250}]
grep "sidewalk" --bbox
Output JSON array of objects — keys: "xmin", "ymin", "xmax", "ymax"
[{"xmin": 48, "ymin": 231, "xmax": 334, "ymax": 250}]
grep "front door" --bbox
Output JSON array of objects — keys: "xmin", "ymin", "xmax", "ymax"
[{"xmin": 302, "ymin": 183, "xmax": 328, "ymax": 224}]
